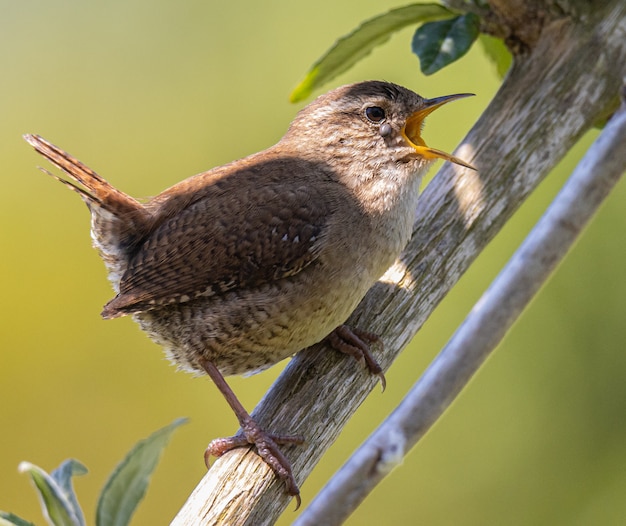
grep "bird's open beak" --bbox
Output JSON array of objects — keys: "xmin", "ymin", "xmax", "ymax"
[{"xmin": 402, "ymin": 93, "xmax": 475, "ymax": 170}]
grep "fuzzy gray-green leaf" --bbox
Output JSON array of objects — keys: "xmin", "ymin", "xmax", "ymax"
[
  {"xmin": 18, "ymin": 461, "xmax": 83, "ymax": 526},
  {"xmin": 95, "ymin": 418, "xmax": 187, "ymax": 526},
  {"xmin": 50, "ymin": 460, "xmax": 88, "ymax": 526},
  {"xmin": 0, "ymin": 512, "xmax": 37, "ymax": 526}
]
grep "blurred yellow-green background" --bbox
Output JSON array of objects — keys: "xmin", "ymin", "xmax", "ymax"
[{"xmin": 2, "ymin": 1, "xmax": 625, "ymax": 524}]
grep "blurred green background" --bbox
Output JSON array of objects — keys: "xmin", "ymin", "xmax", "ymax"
[{"xmin": 1, "ymin": 1, "xmax": 625, "ymax": 524}]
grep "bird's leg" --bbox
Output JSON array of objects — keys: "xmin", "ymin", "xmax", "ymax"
[
  {"xmin": 327, "ymin": 325, "xmax": 386, "ymax": 391},
  {"xmin": 200, "ymin": 359, "xmax": 304, "ymax": 507}
]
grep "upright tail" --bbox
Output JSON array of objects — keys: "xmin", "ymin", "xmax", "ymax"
[
  {"xmin": 24, "ymin": 134, "xmax": 151, "ymax": 293},
  {"xmin": 23, "ymin": 134, "xmax": 143, "ymax": 217}
]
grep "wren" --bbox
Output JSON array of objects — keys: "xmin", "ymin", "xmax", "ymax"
[{"xmin": 25, "ymin": 81, "xmax": 473, "ymax": 504}]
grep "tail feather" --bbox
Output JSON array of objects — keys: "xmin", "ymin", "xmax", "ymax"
[
  {"xmin": 37, "ymin": 164, "xmax": 99, "ymax": 204},
  {"xmin": 25, "ymin": 134, "xmax": 151, "ymax": 297},
  {"xmin": 23, "ymin": 134, "xmax": 142, "ymax": 217}
]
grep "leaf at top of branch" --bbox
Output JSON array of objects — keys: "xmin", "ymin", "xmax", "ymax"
[
  {"xmin": 412, "ymin": 13, "xmax": 480, "ymax": 75},
  {"xmin": 478, "ymin": 33, "xmax": 512, "ymax": 78},
  {"xmin": 95, "ymin": 418, "xmax": 187, "ymax": 526},
  {"xmin": 290, "ymin": 3, "xmax": 455, "ymax": 103}
]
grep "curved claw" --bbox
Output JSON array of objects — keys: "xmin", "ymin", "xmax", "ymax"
[
  {"xmin": 328, "ymin": 325, "xmax": 387, "ymax": 390},
  {"xmin": 377, "ymin": 371, "xmax": 387, "ymax": 393},
  {"xmin": 204, "ymin": 429, "xmax": 304, "ymax": 502}
]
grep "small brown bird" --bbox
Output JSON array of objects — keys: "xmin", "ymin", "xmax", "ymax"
[{"xmin": 25, "ymin": 81, "xmax": 472, "ymax": 505}]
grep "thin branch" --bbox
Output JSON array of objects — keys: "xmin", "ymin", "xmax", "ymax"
[
  {"xmin": 294, "ymin": 82, "xmax": 626, "ymax": 526},
  {"xmin": 172, "ymin": 3, "xmax": 626, "ymax": 524}
]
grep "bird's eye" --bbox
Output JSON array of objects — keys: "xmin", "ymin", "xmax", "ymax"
[{"xmin": 365, "ymin": 106, "xmax": 386, "ymax": 123}]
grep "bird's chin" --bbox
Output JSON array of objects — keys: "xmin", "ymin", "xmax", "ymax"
[
  {"xmin": 409, "ymin": 144, "xmax": 475, "ymax": 170},
  {"xmin": 395, "ymin": 150, "xmax": 431, "ymax": 167},
  {"xmin": 400, "ymin": 124, "xmax": 473, "ymax": 169}
]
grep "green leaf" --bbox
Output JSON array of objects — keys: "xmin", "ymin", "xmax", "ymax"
[
  {"xmin": 18, "ymin": 460, "xmax": 87, "ymax": 526},
  {"xmin": 478, "ymin": 33, "xmax": 512, "ymax": 78},
  {"xmin": 50, "ymin": 460, "xmax": 88, "ymax": 526},
  {"xmin": 95, "ymin": 418, "xmax": 187, "ymax": 526},
  {"xmin": 290, "ymin": 3, "xmax": 454, "ymax": 102},
  {"xmin": 0, "ymin": 512, "xmax": 37, "ymax": 526},
  {"xmin": 412, "ymin": 13, "xmax": 480, "ymax": 75}
]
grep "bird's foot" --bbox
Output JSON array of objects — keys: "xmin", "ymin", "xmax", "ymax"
[
  {"xmin": 200, "ymin": 358, "xmax": 304, "ymax": 507},
  {"xmin": 328, "ymin": 324, "xmax": 386, "ymax": 391},
  {"xmin": 205, "ymin": 423, "xmax": 304, "ymax": 508}
]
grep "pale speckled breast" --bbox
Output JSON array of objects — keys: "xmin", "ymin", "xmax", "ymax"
[{"xmin": 134, "ymin": 256, "xmax": 377, "ymax": 376}]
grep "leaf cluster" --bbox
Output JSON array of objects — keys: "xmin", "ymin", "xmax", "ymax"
[
  {"xmin": 0, "ymin": 419, "xmax": 186, "ymax": 526},
  {"xmin": 290, "ymin": 2, "xmax": 511, "ymax": 102}
]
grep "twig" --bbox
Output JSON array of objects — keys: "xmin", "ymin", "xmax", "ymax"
[{"xmin": 294, "ymin": 82, "xmax": 626, "ymax": 526}]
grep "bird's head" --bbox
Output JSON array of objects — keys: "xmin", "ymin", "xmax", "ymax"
[{"xmin": 283, "ymin": 80, "xmax": 474, "ymax": 173}]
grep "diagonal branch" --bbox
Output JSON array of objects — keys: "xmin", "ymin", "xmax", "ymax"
[
  {"xmin": 172, "ymin": 3, "xmax": 626, "ymax": 524},
  {"xmin": 294, "ymin": 81, "xmax": 626, "ymax": 526}
]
